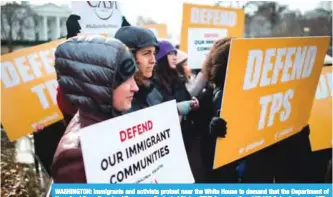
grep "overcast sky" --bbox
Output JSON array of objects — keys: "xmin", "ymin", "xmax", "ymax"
[
  {"xmin": 119, "ymin": 0, "xmax": 320, "ymax": 41},
  {"xmin": 5, "ymin": 0, "xmax": 324, "ymax": 41}
]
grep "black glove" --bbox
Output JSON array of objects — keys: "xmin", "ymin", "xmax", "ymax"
[
  {"xmin": 209, "ymin": 117, "xmax": 227, "ymax": 138},
  {"xmin": 66, "ymin": 14, "xmax": 81, "ymax": 39}
]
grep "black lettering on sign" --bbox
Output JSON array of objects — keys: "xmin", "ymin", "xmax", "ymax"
[{"xmin": 195, "ymin": 40, "xmax": 204, "ymax": 45}]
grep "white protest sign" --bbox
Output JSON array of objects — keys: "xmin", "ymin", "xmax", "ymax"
[
  {"xmin": 180, "ymin": 3, "xmax": 244, "ymax": 69},
  {"xmin": 72, "ymin": 1, "xmax": 122, "ymax": 35},
  {"xmin": 187, "ymin": 28, "xmax": 228, "ymax": 69},
  {"xmin": 80, "ymin": 100, "xmax": 194, "ymax": 183}
]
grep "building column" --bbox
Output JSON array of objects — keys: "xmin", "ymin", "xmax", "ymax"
[
  {"xmin": 61, "ymin": 17, "xmax": 67, "ymax": 37},
  {"xmin": 42, "ymin": 16, "xmax": 48, "ymax": 41},
  {"xmin": 55, "ymin": 16, "xmax": 60, "ymax": 39}
]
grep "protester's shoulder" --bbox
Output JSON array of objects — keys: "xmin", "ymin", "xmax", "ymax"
[
  {"xmin": 198, "ymin": 85, "xmax": 214, "ymax": 103},
  {"xmin": 147, "ymin": 87, "xmax": 164, "ymax": 106},
  {"xmin": 59, "ymin": 35, "xmax": 124, "ymax": 47},
  {"xmin": 151, "ymin": 78, "xmax": 168, "ymax": 98},
  {"xmin": 53, "ymin": 114, "xmax": 82, "ymax": 159},
  {"xmin": 51, "ymin": 114, "xmax": 86, "ymax": 183},
  {"xmin": 131, "ymin": 83, "xmax": 163, "ymax": 108},
  {"xmin": 151, "ymin": 76, "xmax": 161, "ymax": 87},
  {"xmin": 51, "ymin": 147, "xmax": 86, "ymax": 183}
]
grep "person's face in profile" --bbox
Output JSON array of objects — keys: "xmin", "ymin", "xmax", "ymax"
[
  {"xmin": 167, "ymin": 51, "xmax": 177, "ymax": 69},
  {"xmin": 112, "ymin": 76, "xmax": 139, "ymax": 112},
  {"xmin": 135, "ymin": 46, "xmax": 156, "ymax": 78}
]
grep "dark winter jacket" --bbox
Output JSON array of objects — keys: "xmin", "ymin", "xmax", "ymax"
[
  {"xmin": 128, "ymin": 83, "xmax": 163, "ymax": 112},
  {"xmin": 57, "ymin": 15, "xmax": 134, "ymax": 125},
  {"xmin": 51, "ymin": 111, "xmax": 104, "ymax": 183},
  {"xmin": 243, "ymin": 124, "xmax": 312, "ymax": 183},
  {"xmin": 204, "ymin": 86, "xmax": 241, "ymax": 183},
  {"xmin": 155, "ymin": 76, "xmax": 191, "ymax": 102},
  {"xmin": 202, "ymin": 87, "xmax": 223, "ymax": 179},
  {"xmin": 325, "ymin": 158, "xmax": 332, "ymax": 183},
  {"xmin": 52, "ymin": 35, "xmax": 137, "ymax": 183},
  {"xmin": 56, "ymin": 86, "xmax": 77, "ymax": 117},
  {"xmin": 154, "ymin": 76, "xmax": 195, "ymax": 152}
]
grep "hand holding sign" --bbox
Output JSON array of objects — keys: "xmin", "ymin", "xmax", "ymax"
[
  {"xmin": 80, "ymin": 100, "xmax": 194, "ymax": 183},
  {"xmin": 71, "ymin": 1, "xmax": 122, "ymax": 35},
  {"xmin": 190, "ymin": 97, "xmax": 200, "ymax": 110}
]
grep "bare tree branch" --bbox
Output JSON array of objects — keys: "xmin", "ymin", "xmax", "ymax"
[{"xmin": 1, "ymin": 2, "xmax": 37, "ymax": 52}]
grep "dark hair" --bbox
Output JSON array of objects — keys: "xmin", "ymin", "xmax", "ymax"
[
  {"xmin": 176, "ymin": 60, "xmax": 186, "ymax": 77},
  {"xmin": 155, "ymin": 56, "xmax": 181, "ymax": 93},
  {"xmin": 176, "ymin": 60, "xmax": 192, "ymax": 82},
  {"xmin": 202, "ymin": 37, "xmax": 232, "ymax": 88},
  {"xmin": 121, "ymin": 16, "xmax": 131, "ymax": 27},
  {"xmin": 66, "ymin": 14, "xmax": 81, "ymax": 39}
]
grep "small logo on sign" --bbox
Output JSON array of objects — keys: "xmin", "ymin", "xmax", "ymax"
[{"xmin": 87, "ymin": 1, "xmax": 118, "ymax": 20}]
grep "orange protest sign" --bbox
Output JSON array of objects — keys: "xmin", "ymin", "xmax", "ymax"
[
  {"xmin": 309, "ymin": 66, "xmax": 332, "ymax": 151},
  {"xmin": 180, "ymin": 3, "xmax": 244, "ymax": 69},
  {"xmin": 214, "ymin": 37, "xmax": 331, "ymax": 169},
  {"xmin": 1, "ymin": 39, "xmax": 65, "ymax": 141},
  {"xmin": 143, "ymin": 24, "xmax": 168, "ymax": 39}
]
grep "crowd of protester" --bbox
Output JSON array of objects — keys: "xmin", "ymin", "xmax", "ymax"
[{"xmin": 31, "ymin": 14, "xmax": 332, "ymax": 184}]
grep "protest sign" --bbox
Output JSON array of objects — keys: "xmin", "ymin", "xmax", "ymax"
[
  {"xmin": 72, "ymin": 1, "xmax": 122, "ymax": 36},
  {"xmin": 180, "ymin": 3, "xmax": 244, "ymax": 69},
  {"xmin": 1, "ymin": 39, "xmax": 65, "ymax": 141},
  {"xmin": 80, "ymin": 100, "xmax": 194, "ymax": 183},
  {"xmin": 309, "ymin": 66, "xmax": 332, "ymax": 151},
  {"xmin": 214, "ymin": 37, "xmax": 331, "ymax": 169},
  {"xmin": 143, "ymin": 24, "xmax": 168, "ymax": 39}
]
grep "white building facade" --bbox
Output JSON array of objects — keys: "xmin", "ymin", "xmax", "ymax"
[
  {"xmin": 1, "ymin": 2, "xmax": 71, "ymax": 41},
  {"xmin": 32, "ymin": 3, "xmax": 71, "ymax": 41}
]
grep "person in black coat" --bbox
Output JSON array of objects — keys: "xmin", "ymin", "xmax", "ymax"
[
  {"xmin": 306, "ymin": 61, "xmax": 332, "ymax": 183},
  {"xmin": 153, "ymin": 40, "xmax": 200, "ymax": 154},
  {"xmin": 201, "ymin": 37, "xmax": 239, "ymax": 183},
  {"xmin": 325, "ymin": 158, "xmax": 332, "ymax": 183},
  {"xmin": 243, "ymin": 124, "xmax": 312, "ymax": 183}
]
